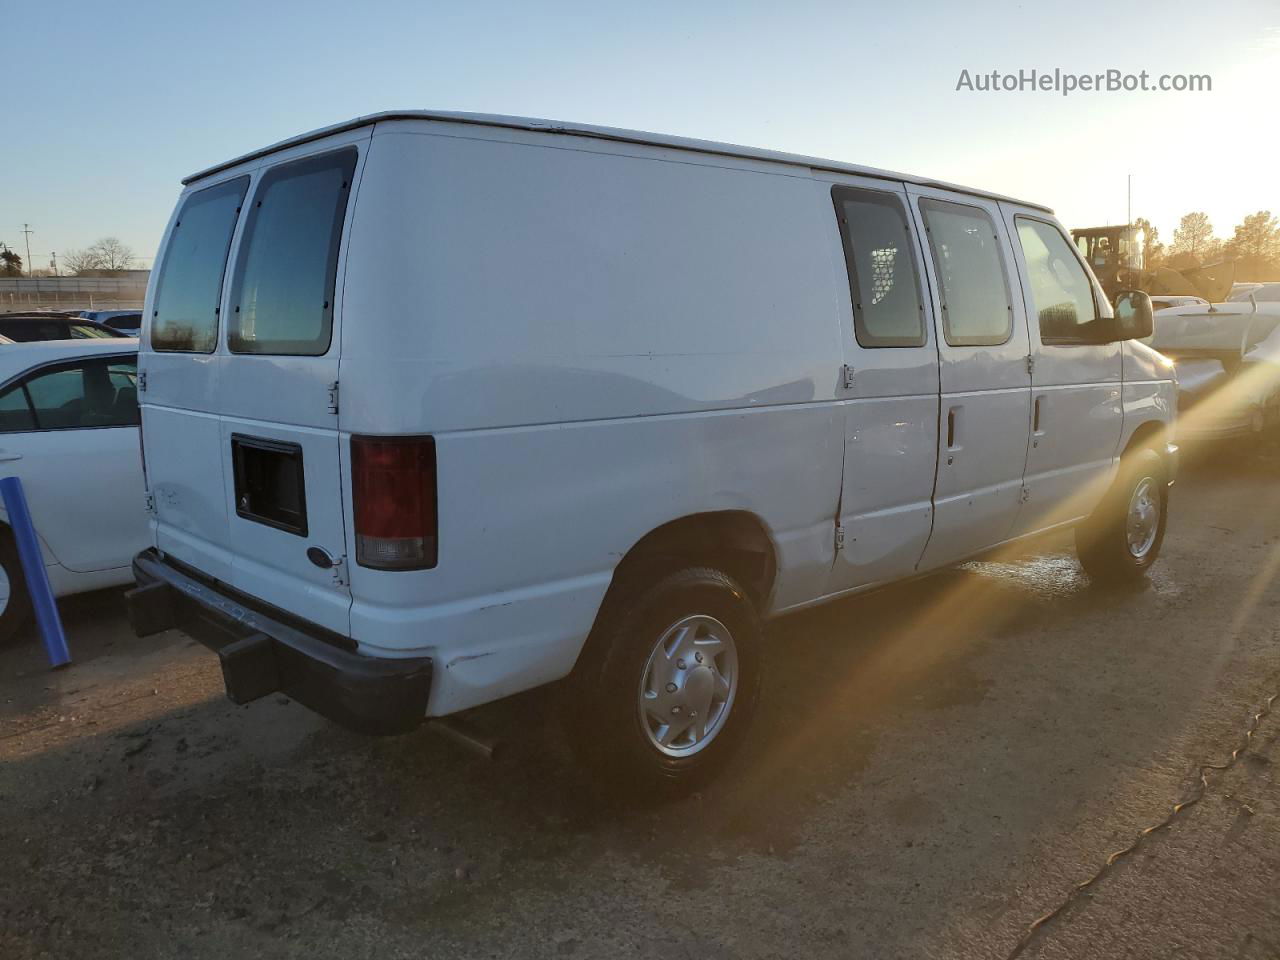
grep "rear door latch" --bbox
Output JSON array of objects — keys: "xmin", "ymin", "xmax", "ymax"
[
  {"xmin": 306, "ymin": 546, "xmax": 348, "ymax": 587},
  {"xmin": 326, "ymin": 381, "xmax": 339, "ymax": 415},
  {"xmin": 330, "ymin": 556, "xmax": 348, "ymax": 588}
]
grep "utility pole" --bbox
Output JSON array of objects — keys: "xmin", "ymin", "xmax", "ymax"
[
  {"xmin": 1126, "ymin": 174, "xmax": 1132, "ymax": 228},
  {"xmin": 51, "ymin": 252, "xmax": 58, "ymax": 277},
  {"xmin": 21, "ymin": 224, "xmax": 33, "ymax": 277}
]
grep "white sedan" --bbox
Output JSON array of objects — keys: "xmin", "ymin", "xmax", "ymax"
[
  {"xmin": 0, "ymin": 339, "xmax": 149, "ymax": 642},
  {"xmin": 1148, "ymin": 285, "xmax": 1280, "ymax": 439}
]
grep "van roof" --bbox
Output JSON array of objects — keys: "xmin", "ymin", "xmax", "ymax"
[{"xmin": 183, "ymin": 110, "xmax": 1054, "ymax": 213}]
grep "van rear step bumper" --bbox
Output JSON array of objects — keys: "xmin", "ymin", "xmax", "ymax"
[{"xmin": 126, "ymin": 549, "xmax": 432, "ymax": 735}]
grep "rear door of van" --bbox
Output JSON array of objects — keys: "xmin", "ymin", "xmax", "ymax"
[
  {"xmin": 142, "ymin": 128, "xmax": 371, "ymax": 635},
  {"xmin": 907, "ymin": 187, "xmax": 1033, "ymax": 568},
  {"xmin": 823, "ymin": 176, "xmax": 941, "ymax": 593}
]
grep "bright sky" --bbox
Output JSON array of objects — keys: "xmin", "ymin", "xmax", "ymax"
[{"xmin": 5, "ymin": 0, "xmax": 1278, "ymax": 270}]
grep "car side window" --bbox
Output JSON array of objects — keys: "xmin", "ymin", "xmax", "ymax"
[
  {"xmin": 0, "ymin": 321, "xmax": 62, "ymax": 343},
  {"xmin": 832, "ymin": 186, "xmax": 926, "ymax": 347},
  {"xmin": 919, "ymin": 199, "xmax": 1013, "ymax": 346},
  {"xmin": 0, "ymin": 383, "xmax": 36, "ymax": 432},
  {"xmin": 1015, "ymin": 217, "xmax": 1100, "ymax": 344},
  {"xmin": 10, "ymin": 357, "xmax": 140, "ymax": 431},
  {"xmin": 69, "ymin": 323, "xmax": 116, "ymax": 339}
]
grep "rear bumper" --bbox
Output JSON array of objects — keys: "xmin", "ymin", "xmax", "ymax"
[{"xmin": 126, "ymin": 549, "xmax": 432, "ymax": 735}]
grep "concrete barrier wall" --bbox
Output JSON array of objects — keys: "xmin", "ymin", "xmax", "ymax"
[{"xmin": 0, "ymin": 276, "xmax": 149, "ymax": 313}]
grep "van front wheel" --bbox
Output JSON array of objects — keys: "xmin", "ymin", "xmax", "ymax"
[
  {"xmin": 567, "ymin": 566, "xmax": 761, "ymax": 794},
  {"xmin": 1076, "ymin": 447, "xmax": 1168, "ymax": 584}
]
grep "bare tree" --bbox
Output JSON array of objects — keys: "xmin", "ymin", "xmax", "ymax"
[
  {"xmin": 62, "ymin": 247, "xmax": 104, "ymax": 275},
  {"xmin": 89, "ymin": 236, "xmax": 136, "ymax": 271}
]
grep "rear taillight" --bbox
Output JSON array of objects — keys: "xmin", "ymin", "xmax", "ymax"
[{"xmin": 351, "ymin": 435, "xmax": 438, "ymax": 570}]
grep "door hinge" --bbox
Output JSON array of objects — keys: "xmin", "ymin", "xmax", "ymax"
[
  {"xmin": 137, "ymin": 370, "xmax": 148, "ymax": 392},
  {"xmin": 841, "ymin": 364, "xmax": 856, "ymax": 390},
  {"xmin": 1026, "ymin": 355, "xmax": 1036, "ymax": 377},
  {"xmin": 144, "ymin": 492, "xmax": 156, "ymax": 514},
  {"xmin": 1019, "ymin": 486, "xmax": 1031, "ymax": 504},
  {"xmin": 326, "ymin": 380, "xmax": 339, "ymax": 415},
  {"xmin": 330, "ymin": 556, "xmax": 348, "ymax": 588},
  {"xmin": 834, "ymin": 522, "xmax": 846, "ymax": 552}
]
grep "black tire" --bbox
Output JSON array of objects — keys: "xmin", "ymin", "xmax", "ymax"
[
  {"xmin": 1076, "ymin": 447, "xmax": 1168, "ymax": 584},
  {"xmin": 0, "ymin": 532, "xmax": 32, "ymax": 647},
  {"xmin": 565, "ymin": 566, "xmax": 762, "ymax": 795}
]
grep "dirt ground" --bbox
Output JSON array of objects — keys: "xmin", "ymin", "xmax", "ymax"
[{"xmin": 3, "ymin": 447, "xmax": 1280, "ymax": 960}]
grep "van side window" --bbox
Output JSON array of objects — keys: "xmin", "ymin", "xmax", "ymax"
[
  {"xmin": 919, "ymin": 199, "xmax": 1013, "ymax": 347},
  {"xmin": 152, "ymin": 176, "xmax": 249, "ymax": 353},
  {"xmin": 229, "ymin": 149, "xmax": 357, "ymax": 357},
  {"xmin": 832, "ymin": 187, "xmax": 926, "ymax": 347},
  {"xmin": 1015, "ymin": 217, "xmax": 1100, "ymax": 344}
]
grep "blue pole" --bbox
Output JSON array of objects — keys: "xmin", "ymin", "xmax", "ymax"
[{"xmin": 0, "ymin": 476, "xmax": 70, "ymax": 668}]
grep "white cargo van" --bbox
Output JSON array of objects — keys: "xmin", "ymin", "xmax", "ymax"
[{"xmin": 128, "ymin": 112, "xmax": 1177, "ymax": 790}]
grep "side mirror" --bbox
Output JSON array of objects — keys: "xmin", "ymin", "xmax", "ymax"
[{"xmin": 1113, "ymin": 290, "xmax": 1154, "ymax": 341}]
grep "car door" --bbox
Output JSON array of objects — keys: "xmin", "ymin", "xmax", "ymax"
[
  {"xmin": 0, "ymin": 353, "xmax": 149, "ymax": 572},
  {"xmin": 909, "ymin": 188, "xmax": 1032, "ymax": 570},
  {"xmin": 1004, "ymin": 211, "xmax": 1123, "ymax": 534},
  {"xmin": 824, "ymin": 178, "xmax": 940, "ymax": 593}
]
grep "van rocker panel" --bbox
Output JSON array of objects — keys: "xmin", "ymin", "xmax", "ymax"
[{"xmin": 128, "ymin": 549, "xmax": 431, "ymax": 735}]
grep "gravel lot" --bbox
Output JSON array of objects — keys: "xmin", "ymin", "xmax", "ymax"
[{"xmin": 3, "ymin": 447, "xmax": 1280, "ymax": 959}]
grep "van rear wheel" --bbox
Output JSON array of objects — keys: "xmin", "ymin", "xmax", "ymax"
[
  {"xmin": 1076, "ymin": 447, "xmax": 1168, "ymax": 584},
  {"xmin": 567, "ymin": 566, "xmax": 761, "ymax": 794}
]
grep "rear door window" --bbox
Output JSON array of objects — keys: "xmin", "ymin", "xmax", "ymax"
[
  {"xmin": 69, "ymin": 323, "xmax": 118, "ymax": 339},
  {"xmin": 151, "ymin": 176, "xmax": 249, "ymax": 353},
  {"xmin": 228, "ymin": 149, "xmax": 357, "ymax": 356},
  {"xmin": 832, "ymin": 187, "xmax": 927, "ymax": 347},
  {"xmin": 0, "ymin": 383, "xmax": 36, "ymax": 431},
  {"xmin": 14, "ymin": 357, "xmax": 140, "ymax": 430},
  {"xmin": 0, "ymin": 321, "xmax": 63, "ymax": 342}
]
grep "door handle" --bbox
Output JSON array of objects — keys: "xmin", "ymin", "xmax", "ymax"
[
  {"xmin": 945, "ymin": 406, "xmax": 962, "ymax": 464},
  {"xmin": 1033, "ymin": 396, "xmax": 1045, "ymax": 435},
  {"xmin": 0, "ymin": 451, "xmax": 22, "ymax": 463}
]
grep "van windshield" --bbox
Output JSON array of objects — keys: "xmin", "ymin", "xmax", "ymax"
[
  {"xmin": 151, "ymin": 177, "xmax": 249, "ymax": 353},
  {"xmin": 228, "ymin": 149, "xmax": 356, "ymax": 357}
]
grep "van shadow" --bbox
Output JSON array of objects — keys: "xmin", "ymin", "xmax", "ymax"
[
  {"xmin": 1, "ymin": 539, "xmax": 1125, "ymax": 958},
  {"xmin": 3, "ymin": 450, "xmax": 1264, "ymax": 957}
]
